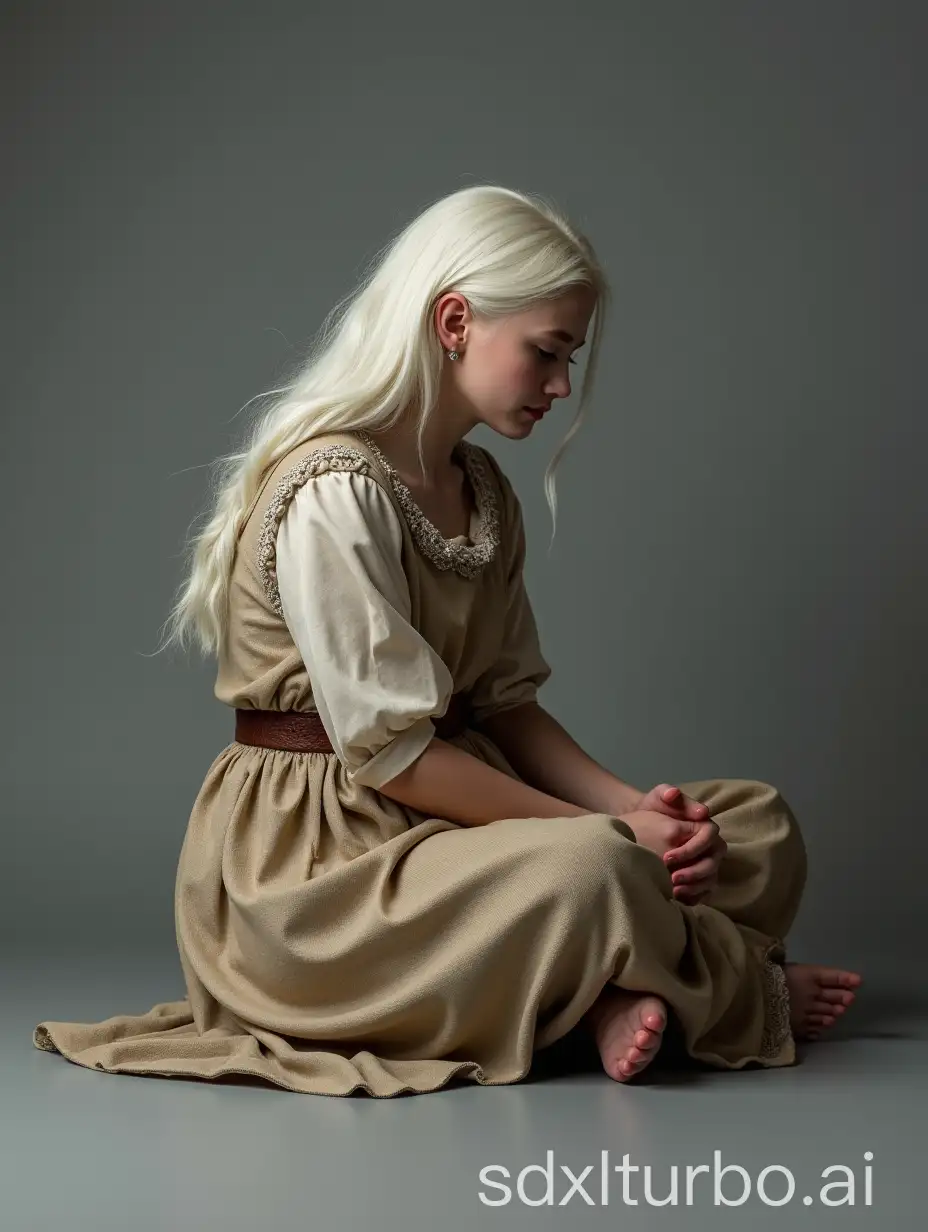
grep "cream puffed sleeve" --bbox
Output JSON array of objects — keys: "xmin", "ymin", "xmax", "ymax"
[
  {"xmin": 275, "ymin": 469, "xmax": 455, "ymax": 789},
  {"xmin": 468, "ymin": 478, "xmax": 553, "ymax": 726}
]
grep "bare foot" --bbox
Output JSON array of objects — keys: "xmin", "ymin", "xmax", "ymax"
[
  {"xmin": 785, "ymin": 963, "xmax": 862, "ymax": 1040},
  {"xmin": 584, "ymin": 987, "xmax": 667, "ymax": 1081}
]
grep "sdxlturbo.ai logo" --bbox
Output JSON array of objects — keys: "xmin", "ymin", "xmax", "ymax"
[{"xmin": 478, "ymin": 1150, "xmax": 874, "ymax": 1207}]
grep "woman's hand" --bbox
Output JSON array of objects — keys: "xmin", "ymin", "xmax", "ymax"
[
  {"xmin": 632, "ymin": 783, "xmax": 706, "ymax": 821},
  {"xmin": 622, "ymin": 783, "xmax": 727, "ymax": 906}
]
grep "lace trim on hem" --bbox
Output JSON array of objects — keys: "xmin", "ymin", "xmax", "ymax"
[
  {"xmin": 759, "ymin": 952, "xmax": 793, "ymax": 1061},
  {"xmin": 34, "ymin": 1025, "xmax": 57, "ymax": 1052}
]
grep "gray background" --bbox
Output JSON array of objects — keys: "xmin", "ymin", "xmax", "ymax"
[{"xmin": 4, "ymin": 1, "xmax": 925, "ymax": 1229}]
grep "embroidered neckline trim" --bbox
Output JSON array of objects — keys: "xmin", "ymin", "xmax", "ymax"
[
  {"xmin": 356, "ymin": 430, "xmax": 500, "ymax": 579},
  {"xmin": 256, "ymin": 436, "xmax": 502, "ymax": 617}
]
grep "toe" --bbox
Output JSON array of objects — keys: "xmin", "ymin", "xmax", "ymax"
[
  {"xmin": 642, "ymin": 1010, "xmax": 666, "ymax": 1032},
  {"xmin": 812, "ymin": 1000, "xmax": 844, "ymax": 1015},
  {"xmin": 831, "ymin": 970, "xmax": 862, "ymax": 988},
  {"xmin": 807, "ymin": 1013, "xmax": 836, "ymax": 1026},
  {"xmin": 812, "ymin": 968, "xmax": 858, "ymax": 990},
  {"xmin": 818, "ymin": 988, "xmax": 854, "ymax": 1006}
]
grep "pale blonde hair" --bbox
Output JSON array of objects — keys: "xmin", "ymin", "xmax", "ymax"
[{"xmin": 158, "ymin": 184, "xmax": 610, "ymax": 658}]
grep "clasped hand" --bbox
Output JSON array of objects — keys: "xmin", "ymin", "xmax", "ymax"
[{"xmin": 622, "ymin": 784, "xmax": 727, "ymax": 906}]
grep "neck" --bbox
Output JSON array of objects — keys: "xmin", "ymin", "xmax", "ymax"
[{"xmin": 364, "ymin": 413, "xmax": 473, "ymax": 488}]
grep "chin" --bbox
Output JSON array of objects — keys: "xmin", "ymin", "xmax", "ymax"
[{"xmin": 486, "ymin": 408, "xmax": 536, "ymax": 439}]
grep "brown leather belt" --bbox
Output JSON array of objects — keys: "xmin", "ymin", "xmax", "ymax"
[{"xmin": 234, "ymin": 692, "xmax": 473, "ymax": 753}]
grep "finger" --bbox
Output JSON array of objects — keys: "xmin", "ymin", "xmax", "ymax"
[
  {"xmin": 675, "ymin": 867, "xmax": 719, "ymax": 895},
  {"xmin": 673, "ymin": 837, "xmax": 726, "ymax": 874},
  {"xmin": 663, "ymin": 821, "xmax": 720, "ymax": 867},
  {"xmin": 674, "ymin": 864, "xmax": 719, "ymax": 891},
  {"xmin": 670, "ymin": 828, "xmax": 725, "ymax": 865},
  {"xmin": 667, "ymin": 843, "xmax": 723, "ymax": 878},
  {"xmin": 683, "ymin": 793, "xmax": 710, "ymax": 820},
  {"xmin": 661, "ymin": 786, "xmax": 709, "ymax": 821},
  {"xmin": 678, "ymin": 835, "xmax": 726, "ymax": 870},
  {"xmin": 671, "ymin": 853, "xmax": 718, "ymax": 886}
]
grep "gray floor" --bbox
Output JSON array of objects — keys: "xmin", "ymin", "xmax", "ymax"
[{"xmin": 5, "ymin": 948, "xmax": 925, "ymax": 1230}]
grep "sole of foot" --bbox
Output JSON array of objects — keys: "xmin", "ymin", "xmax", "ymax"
[
  {"xmin": 785, "ymin": 962, "xmax": 862, "ymax": 1040},
  {"xmin": 586, "ymin": 988, "xmax": 667, "ymax": 1082}
]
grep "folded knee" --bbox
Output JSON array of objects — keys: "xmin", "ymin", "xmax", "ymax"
[
  {"xmin": 752, "ymin": 780, "xmax": 801, "ymax": 828},
  {"xmin": 531, "ymin": 812, "xmax": 659, "ymax": 890},
  {"xmin": 744, "ymin": 779, "xmax": 808, "ymax": 864}
]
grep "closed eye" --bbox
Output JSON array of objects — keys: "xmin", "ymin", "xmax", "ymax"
[{"xmin": 537, "ymin": 347, "xmax": 578, "ymax": 365}]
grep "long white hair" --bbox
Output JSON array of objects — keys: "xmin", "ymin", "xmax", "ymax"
[{"xmin": 158, "ymin": 184, "xmax": 610, "ymax": 658}]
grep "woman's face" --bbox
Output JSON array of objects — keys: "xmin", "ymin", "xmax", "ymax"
[{"xmin": 437, "ymin": 287, "xmax": 596, "ymax": 439}]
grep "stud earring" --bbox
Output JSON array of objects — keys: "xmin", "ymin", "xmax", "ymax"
[{"xmin": 447, "ymin": 349, "xmax": 460, "ymax": 361}]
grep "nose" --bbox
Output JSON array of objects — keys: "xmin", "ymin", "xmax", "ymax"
[{"xmin": 545, "ymin": 372, "xmax": 571, "ymax": 400}]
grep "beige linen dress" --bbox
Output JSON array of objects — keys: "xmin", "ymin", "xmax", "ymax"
[{"xmin": 33, "ymin": 429, "xmax": 806, "ymax": 1097}]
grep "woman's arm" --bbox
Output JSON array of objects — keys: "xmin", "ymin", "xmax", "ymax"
[
  {"xmin": 476, "ymin": 701, "xmax": 645, "ymax": 816},
  {"xmin": 377, "ymin": 736, "xmax": 593, "ymax": 826}
]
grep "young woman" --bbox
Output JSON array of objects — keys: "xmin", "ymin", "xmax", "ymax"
[{"xmin": 34, "ymin": 185, "xmax": 861, "ymax": 1096}]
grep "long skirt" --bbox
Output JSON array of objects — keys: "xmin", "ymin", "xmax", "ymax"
[{"xmin": 34, "ymin": 728, "xmax": 807, "ymax": 1097}]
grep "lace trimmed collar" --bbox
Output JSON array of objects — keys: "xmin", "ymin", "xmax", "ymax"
[{"xmin": 356, "ymin": 430, "xmax": 500, "ymax": 579}]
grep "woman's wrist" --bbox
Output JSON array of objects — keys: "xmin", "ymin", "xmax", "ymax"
[{"xmin": 611, "ymin": 782, "xmax": 646, "ymax": 815}]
